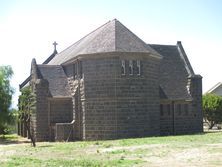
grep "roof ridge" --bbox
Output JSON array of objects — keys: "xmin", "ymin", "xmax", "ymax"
[
  {"xmin": 177, "ymin": 42, "xmax": 194, "ymax": 76},
  {"xmin": 114, "ymin": 19, "xmax": 117, "ymax": 51},
  {"xmin": 115, "ymin": 20, "xmax": 161, "ymax": 56},
  {"xmin": 38, "ymin": 64, "xmax": 61, "ymax": 67},
  {"xmin": 54, "ymin": 20, "xmax": 112, "ymax": 57}
]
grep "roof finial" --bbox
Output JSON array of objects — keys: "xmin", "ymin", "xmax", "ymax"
[{"xmin": 53, "ymin": 41, "xmax": 58, "ymax": 51}]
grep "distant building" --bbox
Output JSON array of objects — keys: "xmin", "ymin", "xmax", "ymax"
[
  {"xmin": 205, "ymin": 82, "xmax": 222, "ymax": 96},
  {"xmin": 18, "ymin": 19, "xmax": 203, "ymax": 141}
]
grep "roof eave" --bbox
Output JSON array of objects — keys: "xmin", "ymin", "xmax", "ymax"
[
  {"xmin": 62, "ymin": 51, "xmax": 162, "ymax": 65},
  {"xmin": 48, "ymin": 96, "xmax": 72, "ymax": 100},
  {"xmin": 160, "ymin": 98, "xmax": 193, "ymax": 102}
]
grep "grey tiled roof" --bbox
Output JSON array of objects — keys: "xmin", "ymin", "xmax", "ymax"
[
  {"xmin": 150, "ymin": 44, "xmax": 192, "ymax": 100},
  {"xmin": 37, "ymin": 65, "xmax": 71, "ymax": 97},
  {"xmin": 48, "ymin": 19, "xmax": 160, "ymax": 65}
]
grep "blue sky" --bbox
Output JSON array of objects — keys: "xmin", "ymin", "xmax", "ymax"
[{"xmin": 0, "ymin": 0, "xmax": 222, "ymax": 107}]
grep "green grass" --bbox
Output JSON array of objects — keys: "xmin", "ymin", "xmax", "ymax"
[
  {"xmin": 4, "ymin": 156, "xmax": 142, "ymax": 167},
  {"xmin": 1, "ymin": 132, "xmax": 222, "ymax": 167}
]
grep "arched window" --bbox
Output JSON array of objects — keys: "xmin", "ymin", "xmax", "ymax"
[
  {"xmin": 136, "ymin": 60, "xmax": 141, "ymax": 75},
  {"xmin": 129, "ymin": 60, "xmax": 133, "ymax": 75},
  {"xmin": 121, "ymin": 60, "xmax": 126, "ymax": 75}
]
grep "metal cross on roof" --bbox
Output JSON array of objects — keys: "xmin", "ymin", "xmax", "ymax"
[{"xmin": 53, "ymin": 41, "xmax": 58, "ymax": 51}]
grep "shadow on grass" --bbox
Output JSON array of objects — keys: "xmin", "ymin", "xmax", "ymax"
[
  {"xmin": 38, "ymin": 145, "xmax": 53, "ymax": 148},
  {"xmin": 0, "ymin": 134, "xmax": 30, "ymax": 145}
]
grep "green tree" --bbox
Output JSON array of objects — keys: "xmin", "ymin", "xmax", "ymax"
[
  {"xmin": 0, "ymin": 66, "xmax": 14, "ymax": 134},
  {"xmin": 18, "ymin": 86, "xmax": 36, "ymax": 147},
  {"xmin": 203, "ymin": 93, "xmax": 222, "ymax": 129}
]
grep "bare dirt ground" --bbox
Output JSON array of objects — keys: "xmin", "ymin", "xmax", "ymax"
[{"xmin": 99, "ymin": 143, "xmax": 222, "ymax": 167}]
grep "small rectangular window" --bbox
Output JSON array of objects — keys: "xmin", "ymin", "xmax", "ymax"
[
  {"xmin": 121, "ymin": 60, "xmax": 126, "ymax": 75},
  {"xmin": 136, "ymin": 60, "xmax": 141, "ymax": 75},
  {"xmin": 129, "ymin": 60, "xmax": 133, "ymax": 75},
  {"xmin": 177, "ymin": 104, "xmax": 181, "ymax": 115},
  {"xmin": 167, "ymin": 104, "xmax": 171, "ymax": 115},
  {"xmin": 184, "ymin": 104, "xmax": 189, "ymax": 116},
  {"xmin": 160, "ymin": 104, "xmax": 164, "ymax": 116}
]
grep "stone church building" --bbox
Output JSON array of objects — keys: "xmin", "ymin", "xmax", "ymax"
[{"xmin": 19, "ymin": 19, "xmax": 203, "ymax": 141}]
